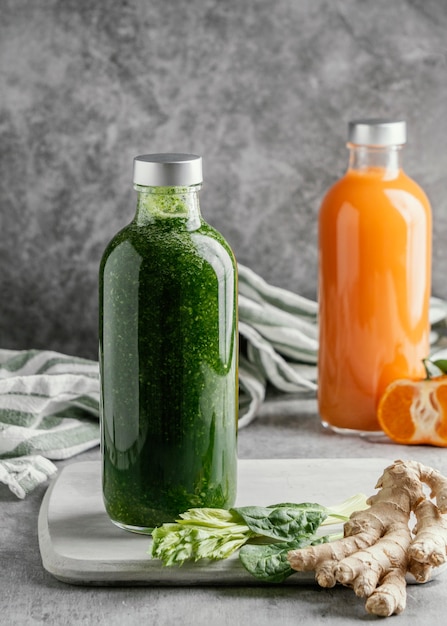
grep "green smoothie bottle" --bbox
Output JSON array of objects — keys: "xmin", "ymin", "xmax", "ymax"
[{"xmin": 99, "ymin": 154, "xmax": 238, "ymax": 532}]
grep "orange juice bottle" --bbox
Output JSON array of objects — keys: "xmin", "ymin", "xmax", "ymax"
[{"xmin": 318, "ymin": 119, "xmax": 432, "ymax": 433}]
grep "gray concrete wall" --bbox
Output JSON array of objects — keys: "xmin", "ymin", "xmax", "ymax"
[{"xmin": 1, "ymin": 0, "xmax": 446, "ymax": 359}]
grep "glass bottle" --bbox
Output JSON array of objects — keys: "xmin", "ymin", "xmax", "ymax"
[
  {"xmin": 99, "ymin": 153, "xmax": 238, "ymax": 532},
  {"xmin": 318, "ymin": 120, "xmax": 432, "ymax": 434}
]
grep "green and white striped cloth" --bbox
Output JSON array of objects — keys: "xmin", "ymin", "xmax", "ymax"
[
  {"xmin": 237, "ymin": 264, "xmax": 318, "ymax": 427},
  {"xmin": 1, "ymin": 264, "xmax": 447, "ymax": 498},
  {"xmin": 0, "ymin": 350, "xmax": 100, "ymax": 497}
]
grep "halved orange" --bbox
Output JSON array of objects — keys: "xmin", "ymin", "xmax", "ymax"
[{"xmin": 377, "ymin": 375, "xmax": 447, "ymax": 447}]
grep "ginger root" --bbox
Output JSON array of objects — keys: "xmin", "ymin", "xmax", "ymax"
[{"xmin": 287, "ymin": 459, "xmax": 447, "ymax": 617}]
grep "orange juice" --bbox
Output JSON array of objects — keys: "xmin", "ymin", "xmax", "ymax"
[{"xmin": 318, "ymin": 120, "xmax": 432, "ymax": 433}]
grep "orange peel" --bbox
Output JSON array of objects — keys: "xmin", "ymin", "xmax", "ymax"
[{"xmin": 377, "ymin": 375, "xmax": 447, "ymax": 446}]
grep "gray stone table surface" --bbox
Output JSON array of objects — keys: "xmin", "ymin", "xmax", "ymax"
[{"xmin": 2, "ymin": 396, "xmax": 447, "ymax": 626}]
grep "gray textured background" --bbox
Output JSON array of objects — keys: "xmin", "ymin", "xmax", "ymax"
[{"xmin": 1, "ymin": 0, "xmax": 446, "ymax": 360}]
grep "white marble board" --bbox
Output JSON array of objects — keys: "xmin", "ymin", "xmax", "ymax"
[{"xmin": 38, "ymin": 458, "xmax": 392, "ymax": 586}]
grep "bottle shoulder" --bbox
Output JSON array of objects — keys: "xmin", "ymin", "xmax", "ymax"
[
  {"xmin": 100, "ymin": 222, "xmax": 130, "ymax": 258},
  {"xmin": 326, "ymin": 167, "xmax": 429, "ymax": 192},
  {"xmin": 100, "ymin": 219, "xmax": 235, "ymax": 267},
  {"xmin": 196, "ymin": 221, "xmax": 235, "ymax": 254},
  {"xmin": 320, "ymin": 168, "xmax": 432, "ymax": 214}
]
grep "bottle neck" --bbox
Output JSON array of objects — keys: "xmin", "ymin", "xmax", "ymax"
[
  {"xmin": 347, "ymin": 144, "xmax": 403, "ymax": 179},
  {"xmin": 134, "ymin": 184, "xmax": 202, "ymax": 229}
]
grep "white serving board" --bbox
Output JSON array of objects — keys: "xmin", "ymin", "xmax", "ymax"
[{"xmin": 38, "ymin": 458, "xmax": 390, "ymax": 586}]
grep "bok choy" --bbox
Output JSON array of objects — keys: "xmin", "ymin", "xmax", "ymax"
[{"xmin": 150, "ymin": 493, "xmax": 368, "ymax": 582}]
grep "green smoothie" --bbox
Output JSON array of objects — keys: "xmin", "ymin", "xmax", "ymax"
[{"xmin": 99, "ymin": 160, "xmax": 238, "ymax": 532}]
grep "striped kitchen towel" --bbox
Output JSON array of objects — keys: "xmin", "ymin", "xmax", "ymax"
[
  {"xmin": 0, "ymin": 350, "xmax": 100, "ymax": 498},
  {"xmin": 2, "ymin": 265, "xmax": 447, "ymax": 497},
  {"xmin": 237, "ymin": 264, "xmax": 318, "ymax": 427}
]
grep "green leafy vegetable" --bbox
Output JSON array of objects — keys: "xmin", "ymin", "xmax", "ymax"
[
  {"xmin": 151, "ymin": 508, "xmax": 252, "ymax": 566},
  {"xmin": 239, "ymin": 535, "xmax": 330, "ymax": 583},
  {"xmin": 150, "ymin": 494, "xmax": 368, "ymax": 572},
  {"xmin": 233, "ymin": 503, "xmax": 327, "ymax": 541}
]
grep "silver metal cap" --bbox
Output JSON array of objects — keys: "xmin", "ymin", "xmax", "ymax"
[
  {"xmin": 348, "ymin": 119, "xmax": 407, "ymax": 146},
  {"xmin": 133, "ymin": 153, "xmax": 203, "ymax": 186}
]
